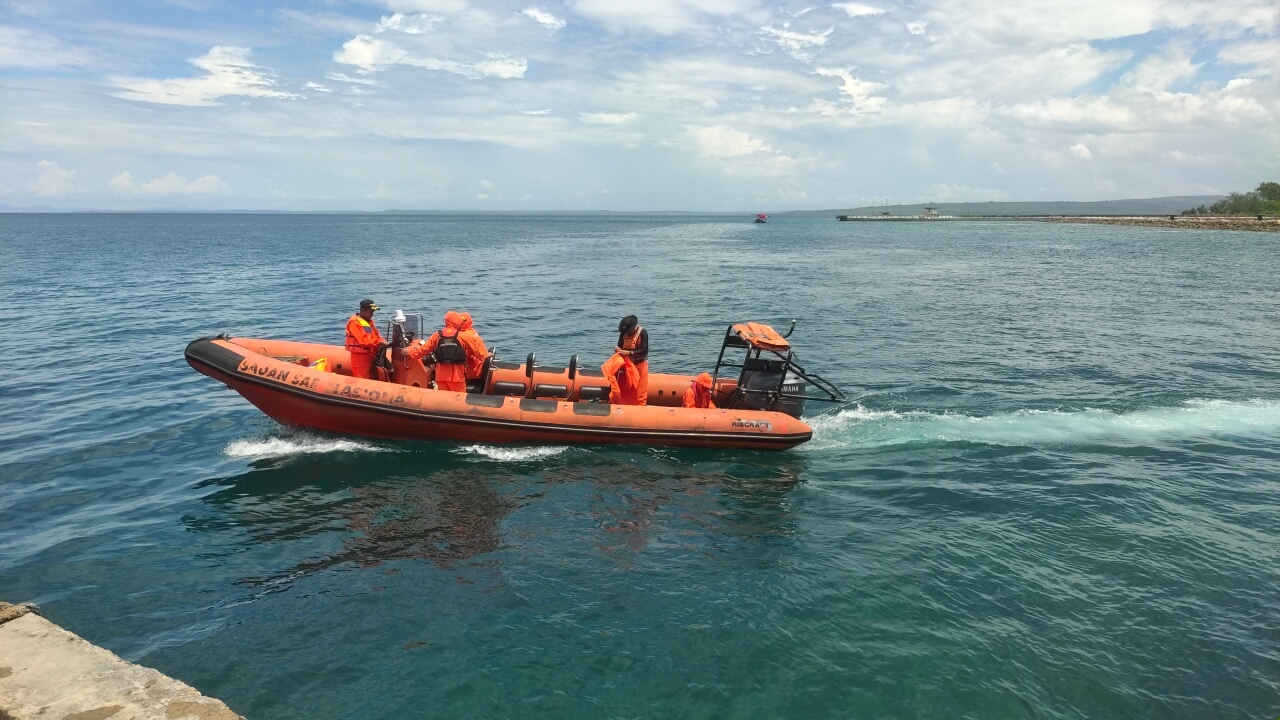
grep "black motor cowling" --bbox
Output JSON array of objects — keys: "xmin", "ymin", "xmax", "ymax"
[{"xmin": 738, "ymin": 358, "xmax": 806, "ymax": 417}]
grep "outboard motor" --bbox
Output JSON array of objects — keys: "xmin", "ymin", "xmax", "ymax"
[{"xmin": 739, "ymin": 357, "xmax": 806, "ymax": 417}]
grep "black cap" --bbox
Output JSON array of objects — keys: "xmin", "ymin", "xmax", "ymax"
[
  {"xmin": 618, "ymin": 314, "xmax": 638, "ymax": 333},
  {"xmin": 360, "ymin": 299, "xmax": 379, "ymax": 311}
]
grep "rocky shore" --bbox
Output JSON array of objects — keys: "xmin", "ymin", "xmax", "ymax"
[{"xmin": 1047, "ymin": 216, "xmax": 1279, "ymax": 232}]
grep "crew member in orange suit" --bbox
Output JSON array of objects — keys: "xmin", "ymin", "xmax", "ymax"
[
  {"xmin": 408, "ymin": 311, "xmax": 484, "ymax": 392},
  {"xmin": 682, "ymin": 372, "xmax": 716, "ymax": 409},
  {"xmin": 345, "ymin": 299, "xmax": 386, "ymax": 380},
  {"xmin": 456, "ymin": 312, "xmax": 489, "ymax": 382},
  {"xmin": 605, "ymin": 315, "xmax": 648, "ymax": 405}
]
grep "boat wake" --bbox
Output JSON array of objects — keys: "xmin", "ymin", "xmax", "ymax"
[
  {"xmin": 223, "ymin": 434, "xmax": 385, "ymax": 459},
  {"xmin": 452, "ymin": 445, "xmax": 569, "ymax": 462},
  {"xmin": 805, "ymin": 399, "xmax": 1280, "ymax": 451}
]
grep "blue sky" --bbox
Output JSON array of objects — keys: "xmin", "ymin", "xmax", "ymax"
[{"xmin": 1, "ymin": 0, "xmax": 1276, "ymax": 210}]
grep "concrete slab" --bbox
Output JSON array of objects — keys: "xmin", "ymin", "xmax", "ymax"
[{"xmin": 0, "ymin": 603, "xmax": 243, "ymax": 720}]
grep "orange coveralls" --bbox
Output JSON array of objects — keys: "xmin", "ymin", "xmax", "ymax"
[
  {"xmin": 603, "ymin": 352, "xmax": 640, "ymax": 405},
  {"xmin": 619, "ymin": 326, "xmax": 648, "ymax": 405},
  {"xmin": 345, "ymin": 314, "xmax": 385, "ymax": 380},
  {"xmin": 409, "ymin": 311, "xmax": 487, "ymax": 392},
  {"xmin": 457, "ymin": 313, "xmax": 489, "ymax": 380},
  {"xmin": 682, "ymin": 373, "xmax": 716, "ymax": 409}
]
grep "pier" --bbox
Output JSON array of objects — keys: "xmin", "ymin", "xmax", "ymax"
[{"xmin": 0, "ymin": 601, "xmax": 242, "ymax": 719}]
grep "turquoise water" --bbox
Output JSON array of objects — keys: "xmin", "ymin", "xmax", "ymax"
[{"xmin": 1, "ymin": 214, "xmax": 1278, "ymax": 718}]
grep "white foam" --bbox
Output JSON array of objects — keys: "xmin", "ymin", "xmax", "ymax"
[
  {"xmin": 453, "ymin": 444, "xmax": 568, "ymax": 462},
  {"xmin": 805, "ymin": 399, "xmax": 1280, "ymax": 451},
  {"xmin": 223, "ymin": 434, "xmax": 383, "ymax": 459}
]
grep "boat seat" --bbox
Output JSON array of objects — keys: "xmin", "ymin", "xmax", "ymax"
[
  {"xmin": 492, "ymin": 381, "xmax": 528, "ymax": 396},
  {"xmin": 465, "ymin": 353, "xmax": 496, "ymax": 394},
  {"xmin": 533, "ymin": 383, "xmax": 569, "ymax": 399},
  {"xmin": 577, "ymin": 385, "xmax": 610, "ymax": 401}
]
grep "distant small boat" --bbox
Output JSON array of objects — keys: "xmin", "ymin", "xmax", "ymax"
[{"xmin": 754, "ymin": 213, "xmax": 768, "ymax": 223}]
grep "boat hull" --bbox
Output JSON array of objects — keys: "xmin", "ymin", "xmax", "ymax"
[{"xmin": 186, "ymin": 337, "xmax": 812, "ymax": 450}]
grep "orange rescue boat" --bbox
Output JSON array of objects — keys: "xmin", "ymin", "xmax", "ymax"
[{"xmin": 186, "ymin": 318, "xmax": 845, "ymax": 451}]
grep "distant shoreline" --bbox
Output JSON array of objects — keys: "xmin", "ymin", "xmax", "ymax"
[{"xmin": 1046, "ymin": 216, "xmax": 1279, "ymax": 233}]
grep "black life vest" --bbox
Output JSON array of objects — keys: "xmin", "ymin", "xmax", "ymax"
[{"xmin": 435, "ymin": 330, "xmax": 467, "ymax": 363}]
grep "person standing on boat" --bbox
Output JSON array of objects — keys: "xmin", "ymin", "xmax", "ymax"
[
  {"xmin": 408, "ymin": 310, "xmax": 484, "ymax": 392},
  {"xmin": 345, "ymin": 299, "xmax": 387, "ymax": 380},
  {"xmin": 605, "ymin": 315, "xmax": 648, "ymax": 405},
  {"xmin": 456, "ymin": 312, "xmax": 490, "ymax": 382},
  {"xmin": 683, "ymin": 372, "xmax": 716, "ymax": 409}
]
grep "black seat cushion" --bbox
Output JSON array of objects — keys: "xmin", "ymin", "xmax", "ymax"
[{"xmin": 533, "ymin": 383, "xmax": 569, "ymax": 398}]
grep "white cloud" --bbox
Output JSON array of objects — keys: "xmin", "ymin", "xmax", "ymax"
[
  {"xmin": 931, "ymin": 183, "xmax": 1007, "ymax": 201},
  {"xmin": 521, "ymin": 8, "xmax": 566, "ymax": 29},
  {"xmin": 1000, "ymin": 97, "xmax": 1131, "ymax": 132},
  {"xmin": 28, "ymin": 160, "xmax": 76, "ymax": 197},
  {"xmin": 383, "ymin": 0, "xmax": 468, "ymax": 13},
  {"xmin": 277, "ymin": 9, "xmax": 371, "ymax": 36},
  {"xmin": 761, "ymin": 26, "xmax": 833, "ymax": 56},
  {"xmin": 3, "ymin": 0, "xmax": 1277, "ymax": 210},
  {"xmin": 923, "ymin": 0, "xmax": 1160, "ymax": 47},
  {"xmin": 895, "ymin": 43, "xmax": 1127, "ymax": 101},
  {"xmin": 0, "ymin": 26, "xmax": 93, "ymax": 69},
  {"xmin": 569, "ymin": 0, "xmax": 760, "ymax": 35},
  {"xmin": 1123, "ymin": 45, "xmax": 1201, "ymax": 91},
  {"xmin": 579, "ymin": 112, "xmax": 638, "ymax": 124},
  {"xmin": 694, "ymin": 125, "xmax": 771, "ymax": 157},
  {"xmin": 1157, "ymin": 0, "xmax": 1279, "ymax": 38},
  {"xmin": 335, "ymin": 35, "xmax": 527, "ymax": 78},
  {"xmin": 831, "ymin": 3, "xmax": 886, "ymax": 18},
  {"xmin": 1217, "ymin": 40, "xmax": 1280, "ymax": 75},
  {"xmin": 327, "ymin": 72, "xmax": 379, "ymax": 86},
  {"xmin": 107, "ymin": 172, "xmax": 136, "ymax": 194},
  {"xmin": 112, "ymin": 47, "xmax": 300, "ymax": 106},
  {"xmin": 375, "ymin": 13, "xmax": 440, "ymax": 34},
  {"xmin": 815, "ymin": 67, "xmax": 888, "ymax": 113},
  {"xmin": 109, "ymin": 171, "xmax": 228, "ymax": 195}
]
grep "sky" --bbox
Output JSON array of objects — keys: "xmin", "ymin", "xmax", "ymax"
[{"xmin": 1, "ymin": 0, "xmax": 1276, "ymax": 211}]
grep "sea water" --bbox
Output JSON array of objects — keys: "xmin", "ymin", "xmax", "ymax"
[{"xmin": 1, "ymin": 213, "xmax": 1277, "ymax": 719}]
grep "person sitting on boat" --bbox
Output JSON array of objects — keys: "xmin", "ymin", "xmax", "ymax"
[
  {"xmin": 603, "ymin": 315, "xmax": 648, "ymax": 405},
  {"xmin": 456, "ymin": 312, "xmax": 490, "ymax": 382},
  {"xmin": 682, "ymin": 372, "xmax": 716, "ymax": 409},
  {"xmin": 407, "ymin": 311, "xmax": 485, "ymax": 392},
  {"xmin": 345, "ymin": 299, "xmax": 387, "ymax": 380}
]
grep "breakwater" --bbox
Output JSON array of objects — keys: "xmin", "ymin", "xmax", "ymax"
[{"xmin": 1048, "ymin": 215, "xmax": 1279, "ymax": 232}]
